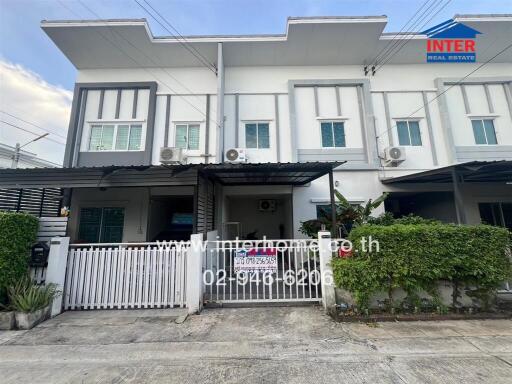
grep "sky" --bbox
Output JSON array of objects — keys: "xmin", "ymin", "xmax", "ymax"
[{"xmin": 0, "ymin": 0, "xmax": 511, "ymax": 165}]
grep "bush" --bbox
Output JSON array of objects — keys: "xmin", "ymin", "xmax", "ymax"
[
  {"xmin": 367, "ymin": 213, "xmax": 441, "ymax": 226},
  {"xmin": 332, "ymin": 223, "xmax": 511, "ymax": 311},
  {"xmin": 0, "ymin": 212, "xmax": 39, "ymax": 305}
]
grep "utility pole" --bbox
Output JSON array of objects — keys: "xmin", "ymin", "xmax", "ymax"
[{"xmin": 11, "ymin": 133, "xmax": 49, "ymax": 169}]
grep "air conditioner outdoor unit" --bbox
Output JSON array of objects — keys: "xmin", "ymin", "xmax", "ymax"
[
  {"xmin": 160, "ymin": 147, "xmax": 185, "ymax": 164},
  {"xmin": 225, "ymin": 148, "xmax": 247, "ymax": 163},
  {"xmin": 384, "ymin": 146, "xmax": 406, "ymax": 166},
  {"xmin": 258, "ymin": 199, "xmax": 276, "ymax": 212}
]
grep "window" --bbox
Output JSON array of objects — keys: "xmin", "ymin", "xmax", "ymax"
[
  {"xmin": 316, "ymin": 204, "xmax": 333, "ymax": 219},
  {"xmin": 78, "ymin": 207, "xmax": 125, "ymax": 243},
  {"xmin": 88, "ymin": 124, "xmax": 143, "ymax": 151},
  {"xmin": 321, "ymin": 122, "xmax": 345, "ymax": 148},
  {"xmin": 245, "ymin": 123, "xmax": 270, "ymax": 149},
  {"xmin": 175, "ymin": 124, "xmax": 200, "ymax": 150},
  {"xmin": 471, "ymin": 119, "xmax": 497, "ymax": 145},
  {"xmin": 396, "ymin": 121, "xmax": 422, "ymax": 146}
]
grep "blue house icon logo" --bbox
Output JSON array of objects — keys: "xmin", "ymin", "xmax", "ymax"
[{"xmin": 422, "ymin": 19, "xmax": 481, "ymax": 63}]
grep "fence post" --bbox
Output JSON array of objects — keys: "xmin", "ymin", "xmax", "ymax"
[
  {"xmin": 45, "ymin": 237, "xmax": 70, "ymax": 317},
  {"xmin": 187, "ymin": 233, "xmax": 204, "ymax": 314},
  {"xmin": 205, "ymin": 230, "xmax": 218, "ymax": 296},
  {"xmin": 318, "ymin": 231, "xmax": 336, "ymax": 311}
]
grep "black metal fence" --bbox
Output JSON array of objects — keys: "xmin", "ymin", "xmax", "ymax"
[{"xmin": 0, "ymin": 188, "xmax": 62, "ymax": 217}]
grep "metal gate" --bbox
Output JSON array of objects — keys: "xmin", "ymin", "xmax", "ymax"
[
  {"xmin": 63, "ymin": 243, "xmax": 188, "ymax": 310},
  {"xmin": 203, "ymin": 239, "xmax": 322, "ymax": 304}
]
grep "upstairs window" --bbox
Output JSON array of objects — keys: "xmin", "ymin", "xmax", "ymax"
[
  {"xmin": 88, "ymin": 124, "xmax": 143, "ymax": 151},
  {"xmin": 321, "ymin": 121, "xmax": 345, "ymax": 148},
  {"xmin": 175, "ymin": 123, "xmax": 200, "ymax": 150},
  {"xmin": 245, "ymin": 123, "xmax": 270, "ymax": 149},
  {"xmin": 397, "ymin": 121, "xmax": 422, "ymax": 146},
  {"xmin": 471, "ymin": 119, "xmax": 497, "ymax": 145}
]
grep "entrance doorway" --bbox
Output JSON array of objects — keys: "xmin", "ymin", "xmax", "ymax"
[
  {"xmin": 148, "ymin": 196, "xmax": 194, "ymax": 241},
  {"xmin": 224, "ymin": 195, "xmax": 293, "ymax": 240}
]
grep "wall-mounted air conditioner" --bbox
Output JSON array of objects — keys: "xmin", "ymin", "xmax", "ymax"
[
  {"xmin": 258, "ymin": 199, "xmax": 276, "ymax": 212},
  {"xmin": 160, "ymin": 147, "xmax": 186, "ymax": 164},
  {"xmin": 384, "ymin": 146, "xmax": 406, "ymax": 166},
  {"xmin": 225, "ymin": 148, "xmax": 247, "ymax": 163}
]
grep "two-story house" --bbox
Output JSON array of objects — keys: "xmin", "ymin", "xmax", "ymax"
[{"xmin": 0, "ymin": 14, "xmax": 511, "ymax": 243}]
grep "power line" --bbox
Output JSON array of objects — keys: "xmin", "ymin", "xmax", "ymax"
[
  {"xmin": 138, "ymin": 0, "xmax": 217, "ymax": 73},
  {"xmin": 0, "ymin": 120, "xmax": 66, "ymax": 145},
  {"xmin": 0, "ymin": 110, "xmax": 68, "ymax": 140},
  {"xmin": 376, "ymin": 0, "xmax": 453, "ymax": 71},
  {"xmin": 375, "ymin": 0, "xmax": 444, "ymax": 67},
  {"xmin": 132, "ymin": 0, "xmax": 217, "ymax": 74},
  {"xmin": 369, "ymin": 0, "xmax": 433, "ymax": 66},
  {"xmin": 58, "ymin": 0, "xmax": 220, "ymax": 130},
  {"xmin": 76, "ymin": 0, "xmax": 211, "ymax": 104},
  {"xmin": 376, "ymin": 41, "xmax": 512, "ymax": 141}
]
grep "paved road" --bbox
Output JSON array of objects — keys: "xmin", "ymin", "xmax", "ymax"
[{"xmin": 0, "ymin": 307, "xmax": 511, "ymax": 383}]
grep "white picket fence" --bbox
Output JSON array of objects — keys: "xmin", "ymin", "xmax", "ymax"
[{"xmin": 63, "ymin": 243, "xmax": 189, "ymax": 310}]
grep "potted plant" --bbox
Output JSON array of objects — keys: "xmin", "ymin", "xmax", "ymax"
[
  {"xmin": 7, "ymin": 276, "xmax": 60, "ymax": 330},
  {"xmin": 0, "ymin": 308, "xmax": 15, "ymax": 330}
]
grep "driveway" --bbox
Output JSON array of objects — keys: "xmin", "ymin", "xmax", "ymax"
[{"xmin": 0, "ymin": 306, "xmax": 511, "ymax": 383}]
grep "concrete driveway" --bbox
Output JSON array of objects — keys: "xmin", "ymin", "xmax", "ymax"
[{"xmin": 0, "ymin": 306, "xmax": 511, "ymax": 383}]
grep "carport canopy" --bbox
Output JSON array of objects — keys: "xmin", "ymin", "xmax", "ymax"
[
  {"xmin": 381, "ymin": 160, "xmax": 512, "ymax": 184},
  {"xmin": 0, "ymin": 161, "xmax": 344, "ymax": 189},
  {"xmin": 0, "ymin": 161, "xmax": 343, "ymax": 237}
]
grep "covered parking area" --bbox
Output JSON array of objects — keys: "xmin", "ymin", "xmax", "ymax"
[
  {"xmin": 381, "ymin": 160, "xmax": 512, "ymax": 228},
  {"xmin": 0, "ymin": 161, "xmax": 343, "ymax": 241}
]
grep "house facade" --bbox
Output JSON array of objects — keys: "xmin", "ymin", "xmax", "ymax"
[{"xmin": 1, "ymin": 14, "xmax": 511, "ymax": 243}]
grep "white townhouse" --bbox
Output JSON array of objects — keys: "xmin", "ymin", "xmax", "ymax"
[{"xmin": 0, "ymin": 14, "xmax": 511, "ymax": 243}]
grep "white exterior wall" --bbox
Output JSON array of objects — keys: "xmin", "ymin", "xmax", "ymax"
[{"xmin": 74, "ymin": 61, "xmax": 512, "ymax": 237}]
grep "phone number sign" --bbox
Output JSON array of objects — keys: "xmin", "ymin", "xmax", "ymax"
[{"xmin": 234, "ymin": 248, "xmax": 277, "ymax": 273}]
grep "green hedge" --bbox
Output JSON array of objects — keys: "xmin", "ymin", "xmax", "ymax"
[
  {"xmin": 332, "ymin": 223, "xmax": 511, "ymax": 310},
  {"xmin": 0, "ymin": 212, "xmax": 39, "ymax": 305}
]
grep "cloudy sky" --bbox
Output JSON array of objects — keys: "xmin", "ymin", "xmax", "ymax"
[{"xmin": 1, "ymin": 0, "xmax": 511, "ymax": 165}]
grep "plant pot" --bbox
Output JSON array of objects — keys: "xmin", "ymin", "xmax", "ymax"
[
  {"xmin": 0, "ymin": 311, "xmax": 15, "ymax": 330},
  {"xmin": 15, "ymin": 306, "xmax": 51, "ymax": 330}
]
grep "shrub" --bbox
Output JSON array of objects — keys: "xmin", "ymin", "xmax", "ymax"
[
  {"xmin": 332, "ymin": 223, "xmax": 511, "ymax": 311},
  {"xmin": 0, "ymin": 212, "xmax": 39, "ymax": 305},
  {"xmin": 367, "ymin": 213, "xmax": 441, "ymax": 226},
  {"xmin": 7, "ymin": 276, "xmax": 60, "ymax": 313}
]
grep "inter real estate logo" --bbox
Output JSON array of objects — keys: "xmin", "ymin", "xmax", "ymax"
[{"xmin": 422, "ymin": 19, "xmax": 481, "ymax": 63}]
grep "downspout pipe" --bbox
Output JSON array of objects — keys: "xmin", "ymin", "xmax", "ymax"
[{"xmin": 216, "ymin": 42, "xmax": 225, "ymax": 163}]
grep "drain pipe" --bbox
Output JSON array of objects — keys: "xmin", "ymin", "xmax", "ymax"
[{"xmin": 216, "ymin": 42, "xmax": 225, "ymax": 163}]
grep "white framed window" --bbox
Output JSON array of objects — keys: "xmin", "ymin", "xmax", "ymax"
[
  {"xmin": 321, "ymin": 121, "xmax": 345, "ymax": 148},
  {"xmin": 396, "ymin": 120, "xmax": 422, "ymax": 146},
  {"xmin": 245, "ymin": 122, "xmax": 270, "ymax": 149},
  {"xmin": 471, "ymin": 119, "xmax": 497, "ymax": 145},
  {"xmin": 175, "ymin": 123, "xmax": 200, "ymax": 150},
  {"xmin": 88, "ymin": 123, "xmax": 144, "ymax": 151}
]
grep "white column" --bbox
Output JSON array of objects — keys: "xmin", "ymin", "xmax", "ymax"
[
  {"xmin": 318, "ymin": 231, "xmax": 336, "ymax": 311},
  {"xmin": 187, "ymin": 233, "xmax": 204, "ymax": 314},
  {"xmin": 45, "ymin": 237, "xmax": 70, "ymax": 317}
]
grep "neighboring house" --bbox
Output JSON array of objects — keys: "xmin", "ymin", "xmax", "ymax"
[
  {"xmin": 0, "ymin": 14, "xmax": 511, "ymax": 243},
  {"xmin": 0, "ymin": 143, "xmax": 60, "ymax": 168}
]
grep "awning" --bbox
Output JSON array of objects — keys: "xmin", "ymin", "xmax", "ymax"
[
  {"xmin": 381, "ymin": 161, "xmax": 512, "ymax": 184},
  {"xmin": 199, "ymin": 162, "xmax": 344, "ymax": 186},
  {"xmin": 0, "ymin": 162, "xmax": 344, "ymax": 189}
]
